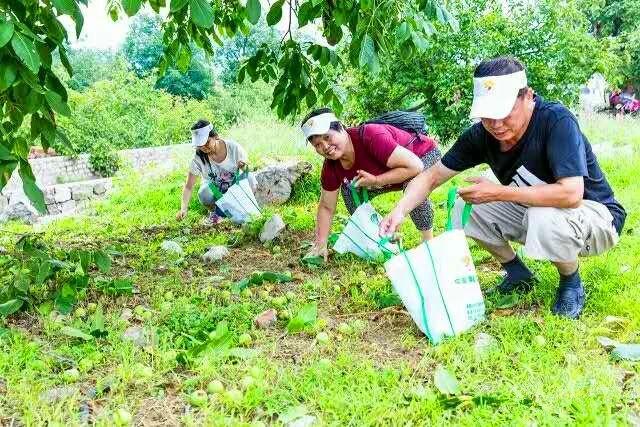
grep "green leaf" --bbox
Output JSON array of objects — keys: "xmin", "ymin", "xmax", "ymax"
[
  {"xmin": 60, "ymin": 326, "xmax": 94, "ymax": 341},
  {"xmin": 0, "ymin": 299, "xmax": 23, "ymax": 316},
  {"xmin": 18, "ymin": 160, "xmax": 46, "ymax": 214},
  {"xmin": 52, "ymin": 0, "xmax": 78, "ymax": 16},
  {"xmin": 0, "ymin": 143, "xmax": 15, "ymax": 161},
  {"xmin": 246, "ymin": 0, "xmax": 261, "ymax": 24},
  {"xmin": 93, "ymin": 250, "xmax": 112, "ymax": 273},
  {"xmin": 358, "ymin": 34, "xmax": 379, "ymax": 73},
  {"xmin": 11, "ymin": 32, "xmax": 40, "ymax": 74},
  {"xmin": 434, "ymin": 365, "xmax": 460, "ymax": 395},
  {"xmin": 287, "ymin": 302, "xmax": 317, "ymax": 333},
  {"xmin": 55, "ymin": 283, "xmax": 77, "ymax": 314},
  {"xmin": 411, "ymin": 32, "xmax": 429, "ymax": 51},
  {"xmin": 90, "ymin": 307, "xmax": 108, "ymax": 338},
  {"xmin": 122, "ymin": 0, "xmax": 143, "ymax": 16},
  {"xmin": 189, "ymin": 0, "xmax": 214, "ymax": 28},
  {"xmin": 0, "ymin": 61, "xmax": 18, "ymax": 91},
  {"xmin": 170, "ymin": 0, "xmax": 188, "ymax": 12},
  {"xmin": 0, "ymin": 21, "xmax": 15, "ymax": 48},
  {"xmin": 44, "ymin": 90, "xmax": 71, "ymax": 116},
  {"xmin": 494, "ymin": 294, "xmax": 519, "ymax": 309},
  {"xmin": 36, "ymin": 260, "xmax": 53, "ymax": 285},
  {"xmin": 266, "ymin": 0, "xmax": 284, "ymax": 26},
  {"xmin": 396, "ymin": 22, "xmax": 411, "ymax": 43}
]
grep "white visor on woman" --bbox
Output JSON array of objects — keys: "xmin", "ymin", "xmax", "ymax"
[
  {"xmin": 301, "ymin": 112, "xmax": 338, "ymax": 139},
  {"xmin": 469, "ymin": 70, "xmax": 528, "ymax": 120},
  {"xmin": 191, "ymin": 124, "xmax": 213, "ymax": 148}
]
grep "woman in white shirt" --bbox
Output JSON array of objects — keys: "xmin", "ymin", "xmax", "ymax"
[{"xmin": 176, "ymin": 119, "xmax": 250, "ymax": 226}]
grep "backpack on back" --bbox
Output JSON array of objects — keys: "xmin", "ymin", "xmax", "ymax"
[{"xmin": 358, "ymin": 110, "xmax": 428, "ymax": 147}]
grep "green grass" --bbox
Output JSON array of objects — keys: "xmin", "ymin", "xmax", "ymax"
[{"xmin": 0, "ymin": 115, "xmax": 639, "ymax": 426}]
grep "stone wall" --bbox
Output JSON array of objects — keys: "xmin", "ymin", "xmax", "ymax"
[{"xmin": 1, "ymin": 143, "xmax": 191, "ymax": 221}]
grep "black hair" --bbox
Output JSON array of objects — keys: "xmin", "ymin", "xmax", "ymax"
[
  {"xmin": 191, "ymin": 119, "xmax": 218, "ymax": 137},
  {"xmin": 474, "ymin": 56, "xmax": 529, "ymax": 97},
  {"xmin": 300, "ymin": 107, "xmax": 344, "ymax": 141}
]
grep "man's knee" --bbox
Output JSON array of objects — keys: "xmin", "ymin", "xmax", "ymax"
[{"xmin": 525, "ymin": 207, "xmax": 578, "ymax": 241}]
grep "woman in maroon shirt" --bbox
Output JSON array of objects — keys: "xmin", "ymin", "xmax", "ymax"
[{"xmin": 301, "ymin": 108, "xmax": 441, "ymax": 261}]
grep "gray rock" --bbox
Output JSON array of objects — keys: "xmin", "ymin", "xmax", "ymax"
[
  {"xmin": 288, "ymin": 416, "xmax": 317, "ymax": 427},
  {"xmin": 474, "ymin": 333, "xmax": 498, "ymax": 356},
  {"xmin": 54, "ymin": 186, "xmax": 72, "ymax": 203},
  {"xmin": 93, "ymin": 181, "xmax": 108, "ymax": 195},
  {"xmin": 259, "ymin": 214, "xmax": 286, "ymax": 243},
  {"xmin": 0, "ymin": 195, "xmax": 8, "ymax": 211},
  {"xmin": 120, "ymin": 308, "xmax": 133, "ymax": 321},
  {"xmin": 0, "ymin": 201, "xmax": 38, "ymax": 224},
  {"xmin": 122, "ymin": 326, "xmax": 154, "ymax": 348},
  {"xmin": 160, "ymin": 240, "xmax": 184, "ymax": 256},
  {"xmin": 40, "ymin": 386, "xmax": 79, "ymax": 403},
  {"xmin": 202, "ymin": 246, "xmax": 229, "ymax": 264},
  {"xmin": 254, "ymin": 161, "xmax": 312, "ymax": 205}
]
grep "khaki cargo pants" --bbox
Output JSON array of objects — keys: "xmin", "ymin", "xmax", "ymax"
[{"xmin": 452, "ymin": 199, "xmax": 620, "ymax": 263}]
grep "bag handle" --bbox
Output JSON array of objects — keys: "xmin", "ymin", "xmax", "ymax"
[
  {"xmin": 208, "ymin": 181, "xmax": 224, "ymax": 200},
  {"xmin": 349, "ymin": 181, "xmax": 369, "ymax": 207},
  {"xmin": 233, "ymin": 167, "xmax": 250, "ymax": 185},
  {"xmin": 445, "ymin": 186, "xmax": 472, "ymax": 232}
]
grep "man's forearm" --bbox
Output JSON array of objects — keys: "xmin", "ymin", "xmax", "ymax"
[
  {"xmin": 396, "ymin": 171, "xmax": 437, "ymax": 215},
  {"xmin": 499, "ymin": 183, "xmax": 582, "ymax": 208}
]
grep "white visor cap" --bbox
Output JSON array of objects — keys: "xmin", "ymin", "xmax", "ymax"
[
  {"xmin": 469, "ymin": 70, "xmax": 528, "ymax": 120},
  {"xmin": 301, "ymin": 112, "xmax": 339, "ymax": 140},
  {"xmin": 191, "ymin": 124, "xmax": 213, "ymax": 148}
]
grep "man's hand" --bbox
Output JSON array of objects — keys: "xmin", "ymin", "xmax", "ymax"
[
  {"xmin": 176, "ymin": 209, "xmax": 188, "ymax": 221},
  {"xmin": 379, "ymin": 208, "xmax": 406, "ymax": 238},
  {"xmin": 353, "ymin": 170, "xmax": 380, "ymax": 188},
  {"xmin": 306, "ymin": 241, "xmax": 329, "ymax": 262},
  {"xmin": 457, "ymin": 177, "xmax": 505, "ymax": 204}
]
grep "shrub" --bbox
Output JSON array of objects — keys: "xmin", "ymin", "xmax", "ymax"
[{"xmin": 89, "ymin": 140, "xmax": 121, "ymax": 177}]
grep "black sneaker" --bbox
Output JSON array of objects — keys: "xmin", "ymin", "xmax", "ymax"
[
  {"xmin": 551, "ymin": 285, "xmax": 585, "ymax": 319},
  {"xmin": 490, "ymin": 275, "xmax": 536, "ymax": 295}
]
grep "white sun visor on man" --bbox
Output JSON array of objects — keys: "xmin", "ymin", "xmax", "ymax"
[
  {"xmin": 469, "ymin": 70, "xmax": 528, "ymax": 120},
  {"xmin": 191, "ymin": 124, "xmax": 213, "ymax": 148},
  {"xmin": 301, "ymin": 112, "xmax": 338, "ymax": 140}
]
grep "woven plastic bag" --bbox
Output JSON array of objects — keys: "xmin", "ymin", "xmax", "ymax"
[
  {"xmin": 384, "ymin": 188, "xmax": 485, "ymax": 344},
  {"xmin": 333, "ymin": 184, "xmax": 398, "ymax": 261},
  {"xmin": 211, "ymin": 170, "xmax": 261, "ymax": 224}
]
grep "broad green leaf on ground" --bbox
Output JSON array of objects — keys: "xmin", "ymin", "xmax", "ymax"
[
  {"xmin": 287, "ymin": 302, "xmax": 318, "ymax": 333},
  {"xmin": 231, "ymin": 271, "xmax": 293, "ymax": 293},
  {"xmin": 44, "ymin": 90, "xmax": 71, "ymax": 116},
  {"xmin": 359, "ymin": 34, "xmax": 380, "ymax": 73},
  {"xmin": 0, "ymin": 21, "xmax": 15, "ymax": 48},
  {"xmin": 189, "ymin": 0, "xmax": 214, "ymax": 28},
  {"xmin": 93, "ymin": 250, "xmax": 112, "ymax": 273},
  {"xmin": 61, "ymin": 326, "xmax": 94, "ymax": 341},
  {"xmin": 246, "ymin": 0, "xmax": 261, "ymax": 24},
  {"xmin": 0, "ymin": 299, "xmax": 23, "ymax": 316},
  {"xmin": 18, "ymin": 160, "xmax": 46, "ymax": 213},
  {"xmin": 122, "ymin": 0, "xmax": 143, "ymax": 16},
  {"xmin": 55, "ymin": 283, "xmax": 77, "ymax": 314},
  {"xmin": 395, "ymin": 22, "xmax": 411, "ymax": 43},
  {"xmin": 434, "ymin": 365, "xmax": 460, "ymax": 395},
  {"xmin": 11, "ymin": 32, "xmax": 40, "ymax": 74},
  {"xmin": 97, "ymin": 278, "xmax": 133, "ymax": 295}
]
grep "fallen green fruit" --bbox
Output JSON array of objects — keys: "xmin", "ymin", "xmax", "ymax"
[
  {"xmin": 238, "ymin": 333, "xmax": 253, "ymax": 346},
  {"xmin": 188, "ymin": 390, "xmax": 208, "ymax": 407},
  {"xmin": 113, "ymin": 408, "xmax": 133, "ymax": 426},
  {"xmin": 207, "ymin": 380, "xmax": 224, "ymax": 394},
  {"xmin": 316, "ymin": 332, "xmax": 330, "ymax": 344}
]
